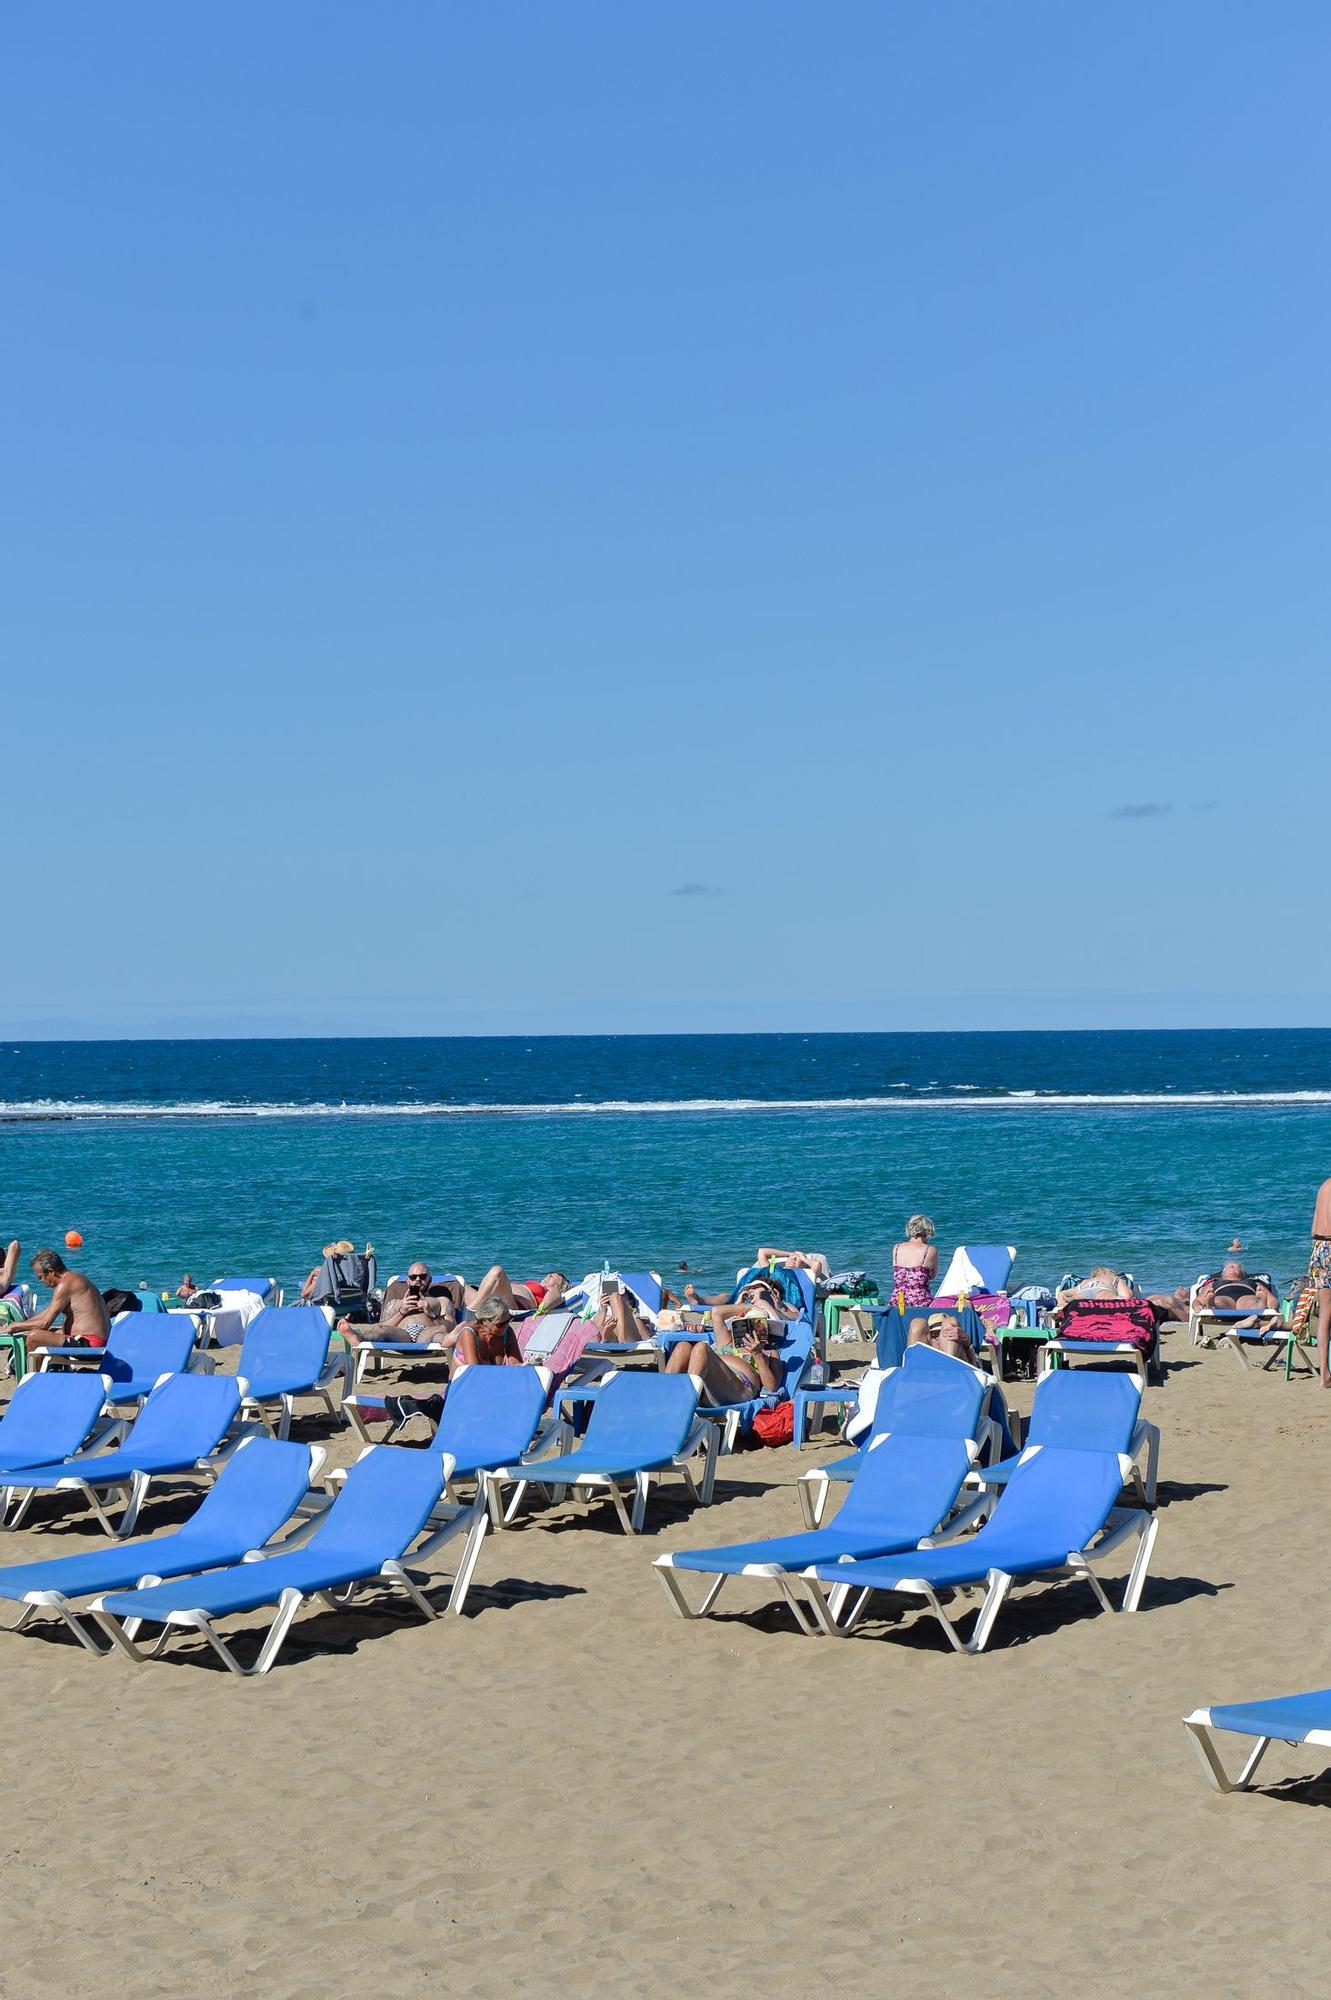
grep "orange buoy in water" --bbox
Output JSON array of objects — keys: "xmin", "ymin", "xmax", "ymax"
[{"xmin": 64, "ymin": 1229, "xmax": 83, "ymax": 1249}]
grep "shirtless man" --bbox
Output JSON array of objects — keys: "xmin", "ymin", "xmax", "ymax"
[
  {"xmin": 7, "ymin": 1248, "xmax": 110, "ymax": 1352},
  {"xmin": 1312, "ymin": 1176, "xmax": 1331, "ymax": 1386}
]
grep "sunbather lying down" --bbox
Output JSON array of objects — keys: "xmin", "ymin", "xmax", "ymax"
[
  {"xmin": 907, "ymin": 1312, "xmax": 977, "ymax": 1366},
  {"xmin": 592, "ymin": 1285, "xmax": 654, "ymax": 1346},
  {"xmin": 463, "ymin": 1265, "xmax": 570, "ymax": 1315},
  {"xmin": 1054, "ymin": 1266, "xmax": 1134, "ymax": 1312},
  {"xmin": 1191, "ymin": 1261, "xmax": 1279, "ymax": 1328},
  {"xmin": 664, "ymin": 1281, "xmax": 790, "ymax": 1406}
]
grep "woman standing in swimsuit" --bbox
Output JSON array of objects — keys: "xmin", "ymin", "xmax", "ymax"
[{"xmin": 891, "ymin": 1216, "xmax": 938, "ymax": 1312}]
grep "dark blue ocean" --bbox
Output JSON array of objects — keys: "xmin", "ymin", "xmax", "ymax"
[{"xmin": 0, "ymin": 1031, "xmax": 1327, "ymax": 1297}]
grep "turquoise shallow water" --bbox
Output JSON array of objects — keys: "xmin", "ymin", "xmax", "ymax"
[{"xmin": 1, "ymin": 1090, "xmax": 1327, "ymax": 1299}]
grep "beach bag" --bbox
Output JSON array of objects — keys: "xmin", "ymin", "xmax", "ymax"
[
  {"xmin": 1055, "ymin": 1298, "xmax": 1156, "ymax": 1354},
  {"xmin": 751, "ymin": 1403, "xmax": 794, "ymax": 1447},
  {"xmin": 102, "ymin": 1288, "xmax": 141, "ymax": 1317}
]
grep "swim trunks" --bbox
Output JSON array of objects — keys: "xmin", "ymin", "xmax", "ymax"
[{"xmin": 1311, "ymin": 1239, "xmax": 1331, "ymax": 1290}]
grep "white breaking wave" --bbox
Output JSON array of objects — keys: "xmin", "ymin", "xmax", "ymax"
[{"xmin": 1, "ymin": 1090, "xmax": 1330, "ymax": 1122}]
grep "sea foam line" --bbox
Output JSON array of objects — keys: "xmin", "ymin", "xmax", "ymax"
[{"xmin": 1, "ymin": 1090, "xmax": 1330, "ymax": 1122}]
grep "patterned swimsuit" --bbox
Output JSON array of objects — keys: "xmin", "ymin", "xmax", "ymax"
[{"xmin": 892, "ymin": 1262, "xmax": 933, "ymax": 1311}]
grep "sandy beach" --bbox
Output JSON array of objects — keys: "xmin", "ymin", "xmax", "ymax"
[{"xmin": 1, "ymin": 1331, "xmax": 1328, "ymax": 2000}]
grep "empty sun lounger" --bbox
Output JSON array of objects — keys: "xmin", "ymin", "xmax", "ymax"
[
  {"xmin": 0, "ymin": 1435, "xmax": 324, "ymax": 1653},
  {"xmin": 968, "ymin": 1368, "xmax": 1160, "ymax": 1508},
  {"xmin": 791, "ymin": 1344, "xmax": 999, "ymax": 1528},
  {"xmin": 801, "ymin": 1438, "xmax": 1159, "ymax": 1653},
  {"xmin": 38, "ymin": 1316, "xmax": 204, "ymax": 1406},
  {"xmin": 90, "ymin": 1444, "xmax": 469, "ymax": 1676},
  {"xmin": 235, "ymin": 1306, "xmax": 346, "ymax": 1438},
  {"xmin": 1185, "ymin": 1690, "xmax": 1331, "ymax": 1793},
  {"xmin": 342, "ymin": 1363, "xmax": 554, "ymax": 1517},
  {"xmin": 487, "ymin": 1372, "xmax": 716, "ymax": 1534},
  {"xmin": 654, "ymin": 1362, "xmax": 988, "ymax": 1628},
  {"xmin": 0, "ymin": 1371, "xmax": 115, "ymax": 1476},
  {"xmin": 0, "ymin": 1373, "xmax": 245, "ymax": 1538}
]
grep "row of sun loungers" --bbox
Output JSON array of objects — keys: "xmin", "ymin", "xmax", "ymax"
[{"xmin": 0, "ymin": 1305, "xmax": 1316, "ymax": 1793}]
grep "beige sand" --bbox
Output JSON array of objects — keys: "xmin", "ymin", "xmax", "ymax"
[{"xmin": 1, "ymin": 1333, "xmax": 1329, "ymax": 1999}]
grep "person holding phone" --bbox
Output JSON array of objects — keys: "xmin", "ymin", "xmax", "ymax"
[{"xmin": 338, "ymin": 1263, "xmax": 460, "ymax": 1351}]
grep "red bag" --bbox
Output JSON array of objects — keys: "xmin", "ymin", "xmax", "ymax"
[{"xmin": 751, "ymin": 1403, "xmax": 795, "ymax": 1447}]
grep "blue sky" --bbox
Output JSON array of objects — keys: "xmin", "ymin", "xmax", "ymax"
[{"xmin": 3, "ymin": 3, "xmax": 1326, "ymax": 1036}]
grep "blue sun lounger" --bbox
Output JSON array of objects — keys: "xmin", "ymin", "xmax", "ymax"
[
  {"xmin": 797, "ymin": 1346, "xmax": 1007, "ymax": 1528},
  {"xmin": 487, "ymin": 1372, "xmax": 716, "ymax": 1533},
  {"xmin": 235, "ymin": 1306, "xmax": 346, "ymax": 1439},
  {"xmin": 801, "ymin": 1439, "xmax": 1159, "ymax": 1653},
  {"xmin": 38, "ymin": 1317, "xmax": 203, "ymax": 1407},
  {"xmin": 0, "ymin": 1372, "xmax": 115, "ymax": 1476},
  {"xmin": 0, "ymin": 1373, "xmax": 245, "ymax": 1537},
  {"xmin": 654, "ymin": 1363, "xmax": 989, "ymax": 1628},
  {"xmin": 967, "ymin": 1368, "xmax": 1160, "ymax": 1508},
  {"xmin": 0, "ymin": 1435, "xmax": 324, "ymax": 1654},
  {"xmin": 1185, "ymin": 1690, "xmax": 1331, "ymax": 1793},
  {"xmin": 341, "ymin": 1363, "xmax": 555, "ymax": 1517},
  {"xmin": 90, "ymin": 1445, "xmax": 461, "ymax": 1676}
]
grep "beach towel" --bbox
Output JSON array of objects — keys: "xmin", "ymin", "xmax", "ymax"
[
  {"xmin": 1055, "ymin": 1298, "xmax": 1156, "ymax": 1355},
  {"xmin": 516, "ymin": 1310, "xmax": 595, "ymax": 1386}
]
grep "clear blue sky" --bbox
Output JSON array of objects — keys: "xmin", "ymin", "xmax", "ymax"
[{"xmin": 4, "ymin": 3, "xmax": 1326, "ymax": 1036}]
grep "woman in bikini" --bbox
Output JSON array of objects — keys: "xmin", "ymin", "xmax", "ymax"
[
  {"xmin": 453, "ymin": 1296, "xmax": 525, "ymax": 1367},
  {"xmin": 664, "ymin": 1278, "xmax": 790, "ymax": 1404}
]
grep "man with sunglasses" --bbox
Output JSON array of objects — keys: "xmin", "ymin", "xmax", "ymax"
[{"xmin": 338, "ymin": 1262, "xmax": 460, "ymax": 1351}]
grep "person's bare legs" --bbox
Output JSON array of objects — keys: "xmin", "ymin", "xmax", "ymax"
[
  {"xmin": 664, "ymin": 1339, "xmax": 697, "ymax": 1374},
  {"xmin": 464, "ymin": 1265, "xmax": 523, "ymax": 1311},
  {"xmin": 1318, "ymin": 1287, "xmax": 1331, "ymax": 1387},
  {"xmin": 687, "ymin": 1345, "xmax": 751, "ymax": 1405}
]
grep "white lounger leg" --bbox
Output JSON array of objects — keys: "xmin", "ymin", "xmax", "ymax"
[
  {"xmin": 652, "ymin": 1561, "xmax": 728, "ymax": 1621},
  {"xmin": 796, "ymin": 1474, "xmax": 827, "ymax": 1530},
  {"xmin": 1184, "ymin": 1715, "xmax": 1272, "ymax": 1794}
]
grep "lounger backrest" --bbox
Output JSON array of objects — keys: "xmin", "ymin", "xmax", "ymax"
[
  {"xmin": 126, "ymin": 1373, "xmax": 242, "ymax": 1459},
  {"xmin": 877, "ymin": 1366, "xmax": 986, "ymax": 1442},
  {"xmin": 981, "ymin": 1445, "xmax": 1128, "ymax": 1561},
  {"xmin": 0, "ymin": 1372, "xmax": 109, "ymax": 1462},
  {"xmin": 437, "ymin": 1365, "xmax": 547, "ymax": 1464},
  {"xmin": 238, "ymin": 1306, "xmax": 333, "ymax": 1388},
  {"xmin": 100, "ymin": 1318, "xmax": 196, "ymax": 1385},
  {"xmin": 836, "ymin": 1431, "xmax": 973, "ymax": 1533},
  {"xmin": 1028, "ymin": 1371, "xmax": 1140, "ymax": 1454},
  {"xmin": 182, "ymin": 1437, "xmax": 315, "ymax": 1547},
  {"xmin": 309, "ymin": 1445, "xmax": 445, "ymax": 1558},
  {"xmin": 774, "ymin": 1318, "xmax": 816, "ymax": 1399},
  {"xmin": 584, "ymin": 1373, "xmax": 701, "ymax": 1457},
  {"xmin": 212, "ymin": 1277, "xmax": 275, "ymax": 1300}
]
